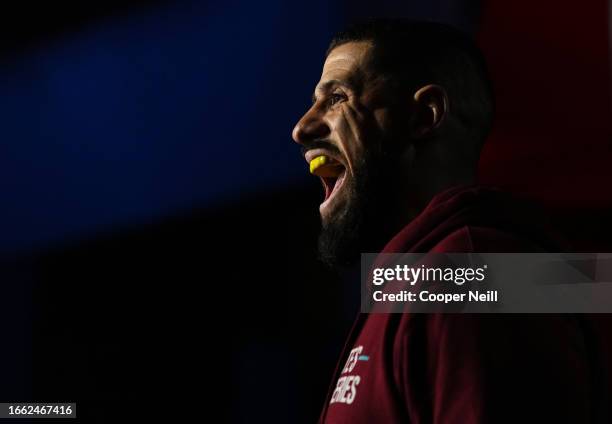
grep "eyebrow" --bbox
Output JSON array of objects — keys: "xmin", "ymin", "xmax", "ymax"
[{"xmin": 311, "ymin": 79, "xmax": 355, "ymax": 104}]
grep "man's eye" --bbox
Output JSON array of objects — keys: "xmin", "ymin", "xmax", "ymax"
[{"xmin": 329, "ymin": 93, "xmax": 346, "ymax": 106}]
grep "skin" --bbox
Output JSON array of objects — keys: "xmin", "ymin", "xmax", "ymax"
[{"xmin": 293, "ymin": 41, "xmax": 461, "ymax": 237}]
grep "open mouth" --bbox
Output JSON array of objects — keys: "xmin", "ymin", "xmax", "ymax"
[{"xmin": 306, "ymin": 153, "xmax": 347, "ymax": 211}]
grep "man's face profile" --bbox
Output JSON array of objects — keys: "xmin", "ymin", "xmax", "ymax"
[{"xmin": 292, "ymin": 41, "xmax": 419, "ymax": 267}]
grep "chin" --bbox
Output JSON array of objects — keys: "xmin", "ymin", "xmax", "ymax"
[{"xmin": 318, "ymin": 200, "xmax": 363, "ymax": 268}]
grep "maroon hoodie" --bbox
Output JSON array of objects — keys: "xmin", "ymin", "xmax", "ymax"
[{"xmin": 319, "ymin": 185, "xmax": 608, "ymax": 423}]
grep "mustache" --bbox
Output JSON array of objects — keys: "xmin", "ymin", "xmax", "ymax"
[{"xmin": 300, "ymin": 139, "xmax": 342, "ymax": 158}]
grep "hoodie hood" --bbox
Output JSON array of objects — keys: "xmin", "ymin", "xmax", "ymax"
[{"xmin": 381, "ymin": 185, "xmax": 567, "ymax": 254}]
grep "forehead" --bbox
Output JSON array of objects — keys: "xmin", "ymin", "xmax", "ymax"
[{"xmin": 319, "ymin": 41, "xmax": 373, "ymax": 86}]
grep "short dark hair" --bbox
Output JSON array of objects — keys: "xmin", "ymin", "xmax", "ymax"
[{"xmin": 328, "ymin": 18, "xmax": 495, "ymax": 148}]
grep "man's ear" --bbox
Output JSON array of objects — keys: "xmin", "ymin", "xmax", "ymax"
[{"xmin": 410, "ymin": 84, "xmax": 449, "ymax": 138}]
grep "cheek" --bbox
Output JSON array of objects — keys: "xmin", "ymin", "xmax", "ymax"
[
  {"xmin": 380, "ymin": 106, "xmax": 413, "ymax": 145},
  {"xmin": 332, "ymin": 105, "xmax": 378, "ymax": 172},
  {"xmin": 373, "ymin": 109, "xmax": 391, "ymax": 132}
]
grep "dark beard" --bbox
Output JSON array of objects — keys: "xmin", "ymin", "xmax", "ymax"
[
  {"xmin": 317, "ymin": 153, "xmax": 399, "ymax": 268},
  {"xmin": 317, "ymin": 181, "xmax": 364, "ymax": 268}
]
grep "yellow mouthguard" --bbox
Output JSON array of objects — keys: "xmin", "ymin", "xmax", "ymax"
[
  {"xmin": 309, "ymin": 155, "xmax": 344, "ymax": 177},
  {"xmin": 309, "ymin": 155, "xmax": 328, "ymax": 174}
]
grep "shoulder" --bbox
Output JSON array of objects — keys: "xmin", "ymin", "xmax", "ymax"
[{"xmin": 430, "ymin": 225, "xmax": 544, "ymax": 253}]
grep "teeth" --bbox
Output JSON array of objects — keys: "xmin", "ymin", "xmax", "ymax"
[{"xmin": 309, "ymin": 155, "xmax": 344, "ymax": 177}]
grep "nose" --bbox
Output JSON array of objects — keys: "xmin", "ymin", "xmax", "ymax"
[{"xmin": 292, "ymin": 106, "xmax": 330, "ymax": 146}]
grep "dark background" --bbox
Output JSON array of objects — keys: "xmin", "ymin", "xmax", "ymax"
[{"xmin": 1, "ymin": 0, "xmax": 611, "ymax": 422}]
